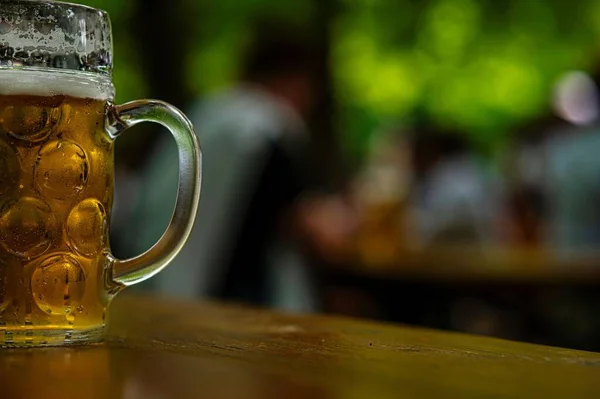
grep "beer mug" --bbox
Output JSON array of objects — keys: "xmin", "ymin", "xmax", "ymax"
[{"xmin": 0, "ymin": 1, "xmax": 201, "ymax": 346}]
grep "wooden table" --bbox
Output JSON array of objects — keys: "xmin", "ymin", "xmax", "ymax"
[{"xmin": 1, "ymin": 295, "xmax": 599, "ymax": 399}]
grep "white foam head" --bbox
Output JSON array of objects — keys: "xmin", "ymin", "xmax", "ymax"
[{"xmin": 0, "ymin": 68, "xmax": 114, "ymax": 100}]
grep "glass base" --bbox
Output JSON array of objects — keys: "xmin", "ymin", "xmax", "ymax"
[{"xmin": 0, "ymin": 326, "xmax": 105, "ymax": 348}]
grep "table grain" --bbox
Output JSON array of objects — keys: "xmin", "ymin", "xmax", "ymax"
[{"xmin": 1, "ymin": 294, "xmax": 599, "ymax": 399}]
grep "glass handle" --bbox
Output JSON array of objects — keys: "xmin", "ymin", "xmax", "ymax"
[{"xmin": 106, "ymin": 100, "xmax": 202, "ymax": 287}]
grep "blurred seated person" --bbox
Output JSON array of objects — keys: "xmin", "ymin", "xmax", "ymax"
[
  {"xmin": 125, "ymin": 24, "xmax": 357, "ymax": 309},
  {"xmin": 410, "ymin": 129, "xmax": 504, "ymax": 248},
  {"xmin": 544, "ymin": 70, "xmax": 600, "ymax": 253},
  {"xmin": 505, "ymin": 70, "xmax": 600, "ymax": 254},
  {"xmin": 500, "ymin": 115, "xmax": 568, "ymax": 248}
]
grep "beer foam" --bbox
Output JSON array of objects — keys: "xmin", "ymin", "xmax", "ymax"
[{"xmin": 0, "ymin": 68, "xmax": 114, "ymax": 100}]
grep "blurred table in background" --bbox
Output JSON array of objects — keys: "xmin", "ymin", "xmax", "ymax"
[
  {"xmin": 321, "ymin": 245, "xmax": 600, "ymax": 352},
  {"xmin": 332, "ymin": 245, "xmax": 600, "ymax": 283},
  {"xmin": 1, "ymin": 294, "xmax": 600, "ymax": 399}
]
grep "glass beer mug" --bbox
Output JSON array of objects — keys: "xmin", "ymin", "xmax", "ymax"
[{"xmin": 0, "ymin": 1, "xmax": 201, "ymax": 346}]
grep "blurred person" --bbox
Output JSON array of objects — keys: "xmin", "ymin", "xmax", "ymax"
[
  {"xmin": 531, "ymin": 69, "xmax": 600, "ymax": 253},
  {"xmin": 497, "ymin": 69, "xmax": 600, "ymax": 253},
  {"xmin": 545, "ymin": 128, "xmax": 600, "ymax": 253},
  {"xmin": 122, "ymin": 23, "xmax": 357, "ymax": 309},
  {"xmin": 409, "ymin": 129, "xmax": 504, "ymax": 247},
  {"xmin": 500, "ymin": 116, "xmax": 559, "ymax": 247}
]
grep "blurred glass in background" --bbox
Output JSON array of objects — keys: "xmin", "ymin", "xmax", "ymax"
[{"xmin": 77, "ymin": 0, "xmax": 600, "ymax": 351}]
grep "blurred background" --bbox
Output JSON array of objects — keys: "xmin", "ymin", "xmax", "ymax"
[{"xmin": 81, "ymin": 0, "xmax": 600, "ymax": 351}]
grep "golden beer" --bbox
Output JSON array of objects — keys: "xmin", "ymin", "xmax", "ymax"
[{"xmin": 0, "ymin": 71, "xmax": 115, "ymax": 345}]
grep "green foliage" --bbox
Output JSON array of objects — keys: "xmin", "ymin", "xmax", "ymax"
[{"xmin": 334, "ymin": 0, "xmax": 600, "ymax": 157}]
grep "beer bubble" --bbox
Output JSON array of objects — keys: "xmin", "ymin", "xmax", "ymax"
[
  {"xmin": 31, "ymin": 254, "xmax": 86, "ymax": 316},
  {"xmin": 0, "ymin": 273, "xmax": 9, "ymax": 314},
  {"xmin": 0, "ymin": 137, "xmax": 20, "ymax": 199},
  {"xmin": 35, "ymin": 139, "xmax": 89, "ymax": 200},
  {"xmin": 0, "ymin": 197, "xmax": 57, "ymax": 259},
  {"xmin": 0, "ymin": 104, "xmax": 60, "ymax": 143},
  {"xmin": 0, "ymin": 254, "xmax": 19, "ymax": 316},
  {"xmin": 67, "ymin": 199, "xmax": 107, "ymax": 257}
]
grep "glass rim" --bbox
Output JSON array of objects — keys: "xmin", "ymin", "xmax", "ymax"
[
  {"xmin": 2, "ymin": 0, "xmax": 107, "ymax": 14},
  {"xmin": 0, "ymin": 0, "xmax": 113, "ymax": 76}
]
